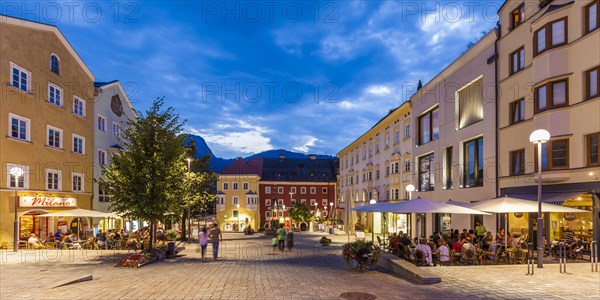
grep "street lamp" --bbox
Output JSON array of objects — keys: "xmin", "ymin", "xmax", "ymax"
[
  {"xmin": 186, "ymin": 158, "xmax": 192, "ymax": 242},
  {"xmin": 369, "ymin": 199, "xmax": 376, "ymax": 244},
  {"xmin": 405, "ymin": 184, "xmax": 416, "ymax": 239},
  {"xmin": 10, "ymin": 166, "xmax": 24, "ymax": 252},
  {"xmin": 236, "ymin": 204, "xmax": 240, "ymax": 232},
  {"xmin": 329, "ymin": 202, "xmax": 334, "ymax": 220},
  {"xmin": 530, "ymin": 129, "xmax": 550, "ymax": 268}
]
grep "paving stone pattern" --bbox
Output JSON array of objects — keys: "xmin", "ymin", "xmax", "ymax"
[{"xmin": 1, "ymin": 233, "xmax": 598, "ymax": 299}]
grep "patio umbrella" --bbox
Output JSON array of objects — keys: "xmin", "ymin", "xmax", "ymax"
[
  {"xmin": 467, "ymin": 196, "xmax": 588, "ymax": 246},
  {"xmin": 40, "ymin": 208, "xmax": 114, "ymax": 237}
]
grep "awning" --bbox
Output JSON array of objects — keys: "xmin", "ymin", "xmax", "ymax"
[{"xmin": 505, "ymin": 192, "xmax": 588, "ymax": 206}]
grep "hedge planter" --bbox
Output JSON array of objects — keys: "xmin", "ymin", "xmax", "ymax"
[{"xmin": 342, "ymin": 239, "xmax": 381, "ymax": 272}]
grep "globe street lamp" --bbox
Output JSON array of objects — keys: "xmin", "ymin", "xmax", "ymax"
[
  {"xmin": 530, "ymin": 129, "xmax": 550, "ymax": 268},
  {"xmin": 405, "ymin": 184, "xmax": 416, "ymax": 239},
  {"xmin": 329, "ymin": 202, "xmax": 334, "ymax": 220},
  {"xmin": 236, "ymin": 204, "xmax": 240, "ymax": 232},
  {"xmin": 186, "ymin": 158, "xmax": 192, "ymax": 242},
  {"xmin": 10, "ymin": 166, "xmax": 24, "ymax": 252},
  {"xmin": 369, "ymin": 199, "xmax": 376, "ymax": 244}
]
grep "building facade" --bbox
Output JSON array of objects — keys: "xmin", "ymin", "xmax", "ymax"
[
  {"xmin": 497, "ymin": 0, "xmax": 599, "ymax": 244},
  {"xmin": 409, "ymin": 30, "xmax": 498, "ymax": 237},
  {"xmin": 92, "ymin": 81, "xmax": 137, "ymax": 232},
  {"xmin": 337, "ymin": 102, "xmax": 413, "ymax": 236},
  {"xmin": 0, "ymin": 16, "xmax": 95, "ymax": 247},
  {"xmin": 216, "ymin": 158, "xmax": 262, "ymax": 232}
]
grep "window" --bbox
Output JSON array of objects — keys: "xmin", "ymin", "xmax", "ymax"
[
  {"xmin": 73, "ymin": 96, "xmax": 86, "ymax": 117},
  {"xmin": 265, "ymin": 186, "xmax": 271, "ymax": 193},
  {"xmin": 310, "ymin": 199, "xmax": 317, "ymax": 206},
  {"xmin": 511, "ymin": 3, "xmax": 525, "ymax": 30},
  {"xmin": 445, "ymin": 147, "xmax": 453, "ymax": 189},
  {"xmin": 585, "ymin": 1, "xmax": 599, "ymax": 34},
  {"xmin": 375, "ymin": 169, "xmax": 380, "ymax": 179},
  {"xmin": 72, "ymin": 173, "xmax": 83, "ymax": 192},
  {"xmin": 233, "ymin": 210, "xmax": 239, "ymax": 218},
  {"xmin": 510, "ymin": 47, "xmax": 525, "ymax": 75},
  {"xmin": 535, "ymin": 79, "xmax": 568, "ymax": 113},
  {"xmin": 375, "ymin": 142, "xmax": 379, "ymax": 154},
  {"xmin": 98, "ymin": 149, "xmax": 107, "ymax": 166},
  {"xmin": 290, "ymin": 187, "xmax": 296, "ymax": 194},
  {"xmin": 10, "ymin": 62, "xmax": 30, "ymax": 92},
  {"xmin": 223, "ymin": 182, "xmax": 229, "ymax": 190},
  {"xmin": 394, "ymin": 130, "xmax": 400, "ymax": 144},
  {"xmin": 72, "ymin": 134, "xmax": 85, "ymax": 154},
  {"xmin": 265, "ymin": 199, "xmax": 271, "ymax": 207},
  {"xmin": 278, "ymin": 199, "xmax": 284, "ymax": 206},
  {"xmin": 585, "ymin": 66, "xmax": 599, "ymax": 100},
  {"xmin": 97, "ymin": 115, "xmax": 106, "ymax": 132},
  {"xmin": 405, "ymin": 159, "xmax": 411, "ymax": 172},
  {"xmin": 48, "ymin": 83, "xmax": 63, "ymax": 107},
  {"xmin": 392, "ymin": 162, "xmax": 399, "ymax": 174},
  {"xmin": 510, "ymin": 99, "xmax": 525, "ymax": 124},
  {"xmin": 458, "ymin": 77, "xmax": 484, "ymax": 129},
  {"xmin": 385, "ymin": 135, "xmax": 390, "ymax": 148},
  {"xmin": 463, "ymin": 137, "xmax": 484, "ymax": 188},
  {"xmin": 243, "ymin": 182, "xmax": 249, "ymax": 190},
  {"xmin": 301, "ymin": 187, "xmax": 306, "ymax": 194},
  {"xmin": 99, "ymin": 188, "xmax": 112, "ymax": 202},
  {"xmin": 418, "ymin": 153, "xmax": 435, "ymax": 191},
  {"xmin": 368, "ymin": 145, "xmax": 372, "ymax": 157},
  {"xmin": 50, "ymin": 54, "xmax": 60, "ymax": 75},
  {"xmin": 391, "ymin": 188, "xmax": 399, "ymax": 200},
  {"xmin": 536, "ymin": 139, "xmax": 569, "ymax": 170},
  {"xmin": 6, "ymin": 164, "xmax": 28, "ymax": 189},
  {"xmin": 418, "ymin": 108, "xmax": 439, "ymax": 145},
  {"xmin": 322, "ymin": 187, "xmax": 328, "ymax": 194},
  {"xmin": 310, "ymin": 187, "xmax": 316, "ymax": 194},
  {"xmin": 322, "ymin": 199, "xmax": 327, "ymax": 206},
  {"xmin": 47, "ymin": 126, "xmax": 62, "ymax": 149},
  {"xmin": 586, "ymin": 133, "xmax": 599, "ymax": 166},
  {"xmin": 46, "ymin": 169, "xmax": 61, "ymax": 191},
  {"xmin": 217, "ymin": 196, "xmax": 224, "ymax": 205},
  {"xmin": 112, "ymin": 123, "xmax": 121, "ymax": 137},
  {"xmin": 233, "ymin": 182, "xmax": 238, "ymax": 190},
  {"xmin": 510, "ymin": 149, "xmax": 525, "ymax": 176},
  {"xmin": 8, "ymin": 113, "xmax": 30, "ymax": 141},
  {"xmin": 534, "ymin": 18, "xmax": 567, "ymax": 55},
  {"xmin": 246, "ymin": 196, "xmax": 256, "ymax": 205},
  {"xmin": 232, "ymin": 196, "xmax": 239, "ymax": 205},
  {"xmin": 385, "ymin": 165, "xmax": 390, "ymax": 176},
  {"xmin": 265, "ymin": 211, "xmax": 271, "ymax": 219},
  {"xmin": 291, "ymin": 199, "xmax": 297, "ymax": 205},
  {"xmin": 278, "ymin": 187, "xmax": 284, "ymax": 194},
  {"xmin": 404, "ymin": 124, "xmax": 411, "ymax": 139}
]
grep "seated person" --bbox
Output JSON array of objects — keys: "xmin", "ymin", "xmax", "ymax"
[
  {"xmin": 27, "ymin": 233, "xmax": 43, "ymax": 248},
  {"xmin": 569, "ymin": 235, "xmax": 584, "ymax": 258},
  {"xmin": 414, "ymin": 238, "xmax": 433, "ymax": 265},
  {"xmin": 399, "ymin": 234, "xmax": 412, "ymax": 247},
  {"xmin": 496, "ymin": 228, "xmax": 507, "ymax": 245},
  {"xmin": 462, "ymin": 237, "xmax": 475, "ymax": 252},
  {"xmin": 436, "ymin": 240, "xmax": 450, "ymax": 264},
  {"xmin": 481, "ymin": 231, "xmax": 494, "ymax": 251},
  {"xmin": 69, "ymin": 233, "xmax": 82, "ymax": 249},
  {"xmin": 519, "ymin": 229, "xmax": 529, "ymax": 248}
]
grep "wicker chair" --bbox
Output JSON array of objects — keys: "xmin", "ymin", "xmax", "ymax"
[
  {"xmin": 462, "ymin": 249, "xmax": 477, "ymax": 265},
  {"xmin": 512, "ymin": 247, "xmax": 526, "ymax": 264},
  {"xmin": 413, "ymin": 249, "xmax": 428, "ymax": 266}
]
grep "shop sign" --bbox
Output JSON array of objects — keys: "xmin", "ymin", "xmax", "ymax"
[{"xmin": 19, "ymin": 196, "xmax": 77, "ymax": 207}]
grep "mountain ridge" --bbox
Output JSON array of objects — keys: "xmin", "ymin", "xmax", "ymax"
[{"xmin": 184, "ymin": 134, "xmax": 335, "ymax": 172}]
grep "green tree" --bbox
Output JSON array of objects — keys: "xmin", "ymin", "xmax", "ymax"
[
  {"xmin": 288, "ymin": 202, "xmax": 314, "ymax": 224},
  {"xmin": 99, "ymin": 98, "xmax": 187, "ymax": 249},
  {"xmin": 180, "ymin": 137, "xmax": 217, "ymax": 239}
]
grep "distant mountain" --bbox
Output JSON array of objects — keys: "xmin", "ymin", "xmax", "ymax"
[{"xmin": 184, "ymin": 135, "xmax": 335, "ymax": 172}]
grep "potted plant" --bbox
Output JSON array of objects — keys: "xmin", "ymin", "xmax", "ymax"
[
  {"xmin": 342, "ymin": 239, "xmax": 381, "ymax": 272},
  {"xmin": 164, "ymin": 229, "xmax": 177, "ymax": 241}
]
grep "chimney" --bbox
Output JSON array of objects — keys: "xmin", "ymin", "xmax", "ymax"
[
  {"xmin": 279, "ymin": 154, "xmax": 285, "ymax": 159},
  {"xmin": 309, "ymin": 154, "xmax": 317, "ymax": 160}
]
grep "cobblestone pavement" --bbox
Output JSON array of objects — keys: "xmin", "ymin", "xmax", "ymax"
[{"xmin": 1, "ymin": 232, "xmax": 599, "ymax": 299}]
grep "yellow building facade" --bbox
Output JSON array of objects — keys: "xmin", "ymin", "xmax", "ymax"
[
  {"xmin": 216, "ymin": 158, "xmax": 262, "ymax": 232},
  {"xmin": 0, "ymin": 16, "xmax": 95, "ymax": 248}
]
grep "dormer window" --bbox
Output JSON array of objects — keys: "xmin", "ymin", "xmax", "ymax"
[
  {"xmin": 511, "ymin": 4, "xmax": 525, "ymax": 30},
  {"xmin": 50, "ymin": 54, "xmax": 60, "ymax": 75}
]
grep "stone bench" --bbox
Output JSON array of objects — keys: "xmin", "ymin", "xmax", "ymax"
[{"xmin": 377, "ymin": 252, "xmax": 441, "ymax": 284}]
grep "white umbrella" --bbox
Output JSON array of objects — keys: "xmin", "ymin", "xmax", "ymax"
[
  {"xmin": 384, "ymin": 197, "xmax": 490, "ymax": 215},
  {"xmin": 40, "ymin": 208, "xmax": 114, "ymax": 218},
  {"xmin": 349, "ymin": 201, "xmax": 397, "ymax": 212},
  {"xmin": 468, "ymin": 196, "xmax": 588, "ymax": 246}
]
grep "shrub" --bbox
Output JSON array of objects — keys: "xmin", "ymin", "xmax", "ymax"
[{"xmin": 342, "ymin": 239, "xmax": 381, "ymax": 272}]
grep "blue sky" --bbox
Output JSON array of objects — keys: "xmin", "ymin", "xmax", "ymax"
[{"xmin": 4, "ymin": 0, "xmax": 502, "ymax": 158}]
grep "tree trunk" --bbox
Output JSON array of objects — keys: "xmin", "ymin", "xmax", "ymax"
[
  {"xmin": 180, "ymin": 211, "xmax": 187, "ymax": 241},
  {"xmin": 148, "ymin": 221, "xmax": 154, "ymax": 250}
]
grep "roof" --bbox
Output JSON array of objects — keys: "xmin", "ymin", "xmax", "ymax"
[
  {"xmin": 260, "ymin": 158, "xmax": 337, "ymax": 182},
  {"xmin": 0, "ymin": 14, "xmax": 95, "ymax": 80},
  {"xmin": 220, "ymin": 158, "xmax": 263, "ymax": 176},
  {"xmin": 246, "ymin": 191, "xmax": 257, "ymax": 195},
  {"xmin": 94, "ymin": 81, "xmax": 119, "ymax": 88},
  {"xmin": 94, "ymin": 80, "xmax": 139, "ymax": 119}
]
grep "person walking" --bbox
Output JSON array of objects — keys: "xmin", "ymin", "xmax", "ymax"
[
  {"xmin": 209, "ymin": 224, "xmax": 222, "ymax": 260},
  {"xmin": 199, "ymin": 227, "xmax": 209, "ymax": 261},
  {"xmin": 276, "ymin": 226, "xmax": 286, "ymax": 252},
  {"xmin": 286, "ymin": 230, "xmax": 294, "ymax": 251}
]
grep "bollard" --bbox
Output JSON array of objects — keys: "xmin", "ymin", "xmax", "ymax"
[
  {"xmin": 591, "ymin": 240, "xmax": 598, "ymax": 272},
  {"xmin": 526, "ymin": 242, "xmax": 534, "ymax": 275},
  {"xmin": 559, "ymin": 242, "xmax": 567, "ymax": 273}
]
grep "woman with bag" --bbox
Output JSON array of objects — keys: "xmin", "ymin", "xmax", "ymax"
[{"xmin": 199, "ymin": 227, "xmax": 209, "ymax": 261}]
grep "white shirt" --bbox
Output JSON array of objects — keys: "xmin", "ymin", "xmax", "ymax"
[
  {"xmin": 199, "ymin": 232, "xmax": 209, "ymax": 246},
  {"xmin": 415, "ymin": 243, "xmax": 433, "ymax": 264},
  {"xmin": 438, "ymin": 245, "xmax": 450, "ymax": 262},
  {"xmin": 28, "ymin": 237, "xmax": 40, "ymax": 246}
]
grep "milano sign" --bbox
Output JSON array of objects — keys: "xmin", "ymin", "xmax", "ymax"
[{"xmin": 19, "ymin": 196, "xmax": 77, "ymax": 207}]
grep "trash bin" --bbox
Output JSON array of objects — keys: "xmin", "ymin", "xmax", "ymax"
[
  {"xmin": 167, "ymin": 241, "xmax": 176, "ymax": 257},
  {"xmin": 329, "ymin": 227, "xmax": 334, "ymax": 234}
]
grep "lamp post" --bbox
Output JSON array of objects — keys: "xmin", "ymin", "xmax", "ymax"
[
  {"xmin": 186, "ymin": 158, "xmax": 192, "ymax": 242},
  {"xmin": 10, "ymin": 166, "xmax": 24, "ymax": 252},
  {"xmin": 405, "ymin": 184, "xmax": 415, "ymax": 238},
  {"xmin": 236, "ymin": 204, "xmax": 240, "ymax": 232},
  {"xmin": 329, "ymin": 202, "xmax": 334, "ymax": 220},
  {"xmin": 530, "ymin": 129, "xmax": 550, "ymax": 268},
  {"xmin": 369, "ymin": 199, "xmax": 377, "ymax": 243}
]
